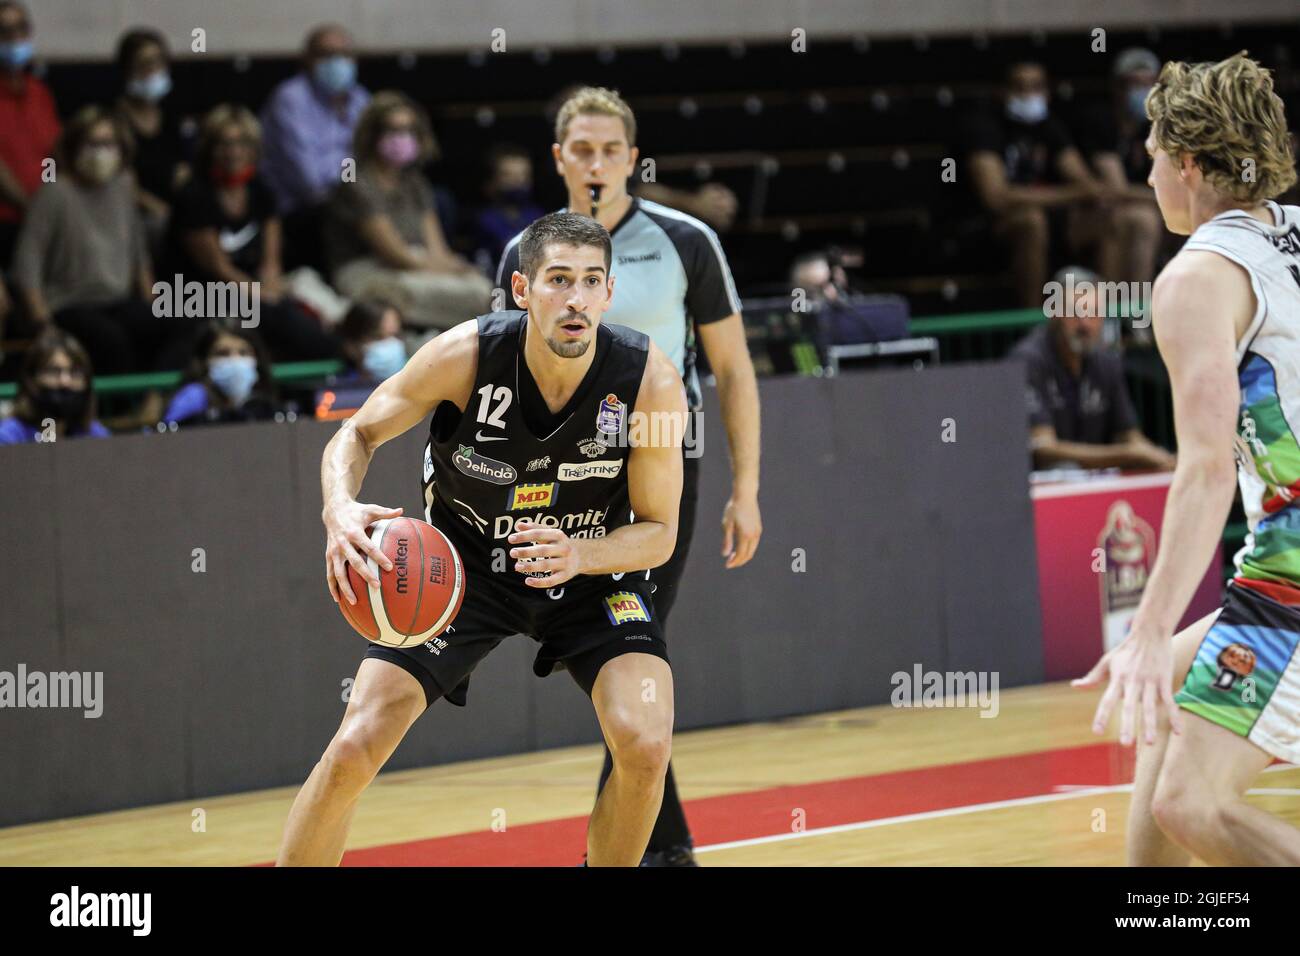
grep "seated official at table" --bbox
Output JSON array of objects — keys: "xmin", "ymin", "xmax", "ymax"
[{"xmin": 1009, "ymin": 266, "xmax": 1175, "ymax": 472}]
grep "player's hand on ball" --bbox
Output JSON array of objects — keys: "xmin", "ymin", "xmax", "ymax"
[
  {"xmin": 323, "ymin": 500, "xmax": 403, "ymax": 605},
  {"xmin": 509, "ymin": 519, "xmax": 583, "ymax": 588},
  {"xmin": 1072, "ymin": 631, "xmax": 1183, "ymax": 746}
]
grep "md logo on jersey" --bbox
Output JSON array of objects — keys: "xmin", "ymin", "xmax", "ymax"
[
  {"xmin": 596, "ymin": 393, "xmax": 626, "ymax": 437},
  {"xmin": 508, "ymin": 482, "xmax": 557, "ymax": 510},
  {"xmin": 605, "ymin": 591, "xmax": 651, "ymax": 625},
  {"xmin": 558, "ymin": 460, "xmax": 623, "ymax": 481},
  {"xmin": 453, "ymin": 445, "xmax": 517, "ymax": 485}
]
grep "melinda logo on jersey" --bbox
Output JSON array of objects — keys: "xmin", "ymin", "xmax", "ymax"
[{"xmin": 452, "ymin": 444, "xmax": 518, "ymax": 484}]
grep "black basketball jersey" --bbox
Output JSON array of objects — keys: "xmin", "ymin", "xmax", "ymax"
[{"xmin": 421, "ymin": 311, "xmax": 650, "ymax": 580}]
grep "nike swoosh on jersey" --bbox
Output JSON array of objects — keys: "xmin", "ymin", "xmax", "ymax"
[{"xmin": 474, "ymin": 431, "xmax": 507, "ymax": 442}]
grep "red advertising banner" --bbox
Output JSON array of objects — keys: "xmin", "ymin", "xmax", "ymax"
[{"xmin": 1032, "ymin": 472, "xmax": 1225, "ymax": 681}]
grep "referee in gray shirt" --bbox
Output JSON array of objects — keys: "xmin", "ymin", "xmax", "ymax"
[{"xmin": 496, "ymin": 87, "xmax": 762, "ymax": 866}]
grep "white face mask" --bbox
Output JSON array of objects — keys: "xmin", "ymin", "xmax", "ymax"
[
  {"xmin": 208, "ymin": 355, "xmax": 258, "ymax": 405},
  {"xmin": 1006, "ymin": 94, "xmax": 1048, "ymax": 125},
  {"xmin": 76, "ymin": 144, "xmax": 121, "ymax": 184}
]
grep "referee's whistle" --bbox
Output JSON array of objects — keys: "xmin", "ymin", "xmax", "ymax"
[{"xmin": 588, "ymin": 184, "xmax": 603, "ymax": 217}]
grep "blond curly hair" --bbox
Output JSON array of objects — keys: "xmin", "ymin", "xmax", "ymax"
[
  {"xmin": 554, "ymin": 86, "xmax": 637, "ymax": 146},
  {"xmin": 1146, "ymin": 51, "xmax": 1297, "ymax": 202}
]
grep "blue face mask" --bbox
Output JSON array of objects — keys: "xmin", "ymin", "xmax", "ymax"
[
  {"xmin": 1126, "ymin": 86, "xmax": 1151, "ymax": 122},
  {"xmin": 1006, "ymin": 93, "xmax": 1048, "ymax": 125},
  {"xmin": 312, "ymin": 56, "xmax": 357, "ymax": 95},
  {"xmin": 127, "ymin": 70, "xmax": 172, "ymax": 103},
  {"xmin": 0, "ymin": 40, "xmax": 33, "ymax": 70},
  {"xmin": 362, "ymin": 337, "xmax": 407, "ymax": 381},
  {"xmin": 208, "ymin": 355, "xmax": 259, "ymax": 405}
]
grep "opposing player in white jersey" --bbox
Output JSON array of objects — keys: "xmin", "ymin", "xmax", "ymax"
[{"xmin": 1075, "ymin": 53, "xmax": 1300, "ymax": 864}]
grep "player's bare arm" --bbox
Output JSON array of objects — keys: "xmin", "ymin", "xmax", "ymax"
[
  {"xmin": 509, "ymin": 342, "xmax": 687, "ymax": 587},
  {"xmin": 1074, "ymin": 250, "xmax": 1251, "ymax": 744},
  {"xmin": 321, "ymin": 320, "xmax": 478, "ymax": 606},
  {"xmin": 697, "ymin": 314, "xmax": 763, "ymax": 568}
]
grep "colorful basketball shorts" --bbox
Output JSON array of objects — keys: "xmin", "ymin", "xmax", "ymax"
[{"xmin": 1174, "ymin": 581, "xmax": 1300, "ymax": 763}]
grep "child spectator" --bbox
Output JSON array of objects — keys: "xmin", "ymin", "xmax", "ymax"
[{"xmin": 0, "ymin": 327, "xmax": 110, "ymax": 444}]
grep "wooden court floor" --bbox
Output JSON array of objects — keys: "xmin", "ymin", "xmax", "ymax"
[{"xmin": 3, "ymin": 681, "xmax": 1297, "ymax": 866}]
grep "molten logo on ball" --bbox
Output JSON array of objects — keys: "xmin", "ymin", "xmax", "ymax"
[
  {"xmin": 394, "ymin": 537, "xmax": 410, "ymax": 594},
  {"xmin": 337, "ymin": 517, "xmax": 465, "ymax": 649}
]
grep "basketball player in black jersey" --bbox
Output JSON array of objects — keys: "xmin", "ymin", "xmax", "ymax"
[{"xmin": 277, "ymin": 213, "xmax": 688, "ymax": 867}]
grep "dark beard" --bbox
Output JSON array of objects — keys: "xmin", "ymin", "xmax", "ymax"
[{"xmin": 545, "ymin": 334, "xmax": 591, "ymax": 358}]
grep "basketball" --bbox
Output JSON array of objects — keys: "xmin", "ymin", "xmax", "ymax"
[{"xmin": 338, "ymin": 517, "xmax": 466, "ymax": 648}]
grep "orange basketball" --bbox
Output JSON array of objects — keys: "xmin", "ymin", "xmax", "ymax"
[{"xmin": 338, "ymin": 517, "xmax": 465, "ymax": 648}]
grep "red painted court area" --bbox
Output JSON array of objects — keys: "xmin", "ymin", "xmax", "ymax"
[{"xmin": 257, "ymin": 743, "xmax": 1138, "ymax": 866}]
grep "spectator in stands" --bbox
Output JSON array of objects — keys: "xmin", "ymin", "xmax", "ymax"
[
  {"xmin": 964, "ymin": 62, "xmax": 1116, "ymax": 308},
  {"xmin": 114, "ymin": 28, "xmax": 189, "ymax": 251},
  {"xmin": 259, "ymin": 23, "xmax": 369, "ymax": 270},
  {"xmin": 334, "ymin": 298, "xmax": 407, "ymax": 383},
  {"xmin": 790, "ymin": 249, "xmax": 852, "ymax": 305},
  {"xmin": 160, "ymin": 321, "xmax": 287, "ymax": 428},
  {"xmin": 1075, "ymin": 47, "xmax": 1164, "ymax": 290},
  {"xmin": 1010, "ymin": 265, "xmax": 1174, "ymax": 472},
  {"xmin": 170, "ymin": 104, "xmax": 340, "ymax": 362},
  {"xmin": 473, "ymin": 144, "xmax": 545, "ymax": 268},
  {"xmin": 324, "ymin": 91, "xmax": 491, "ymax": 332},
  {"xmin": 0, "ymin": 327, "xmax": 110, "ymax": 444},
  {"xmin": 0, "ymin": 1, "xmax": 59, "ymax": 267},
  {"xmin": 11, "ymin": 106, "xmax": 185, "ymax": 374}
]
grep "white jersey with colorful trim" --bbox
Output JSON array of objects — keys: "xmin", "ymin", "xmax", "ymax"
[{"xmin": 1182, "ymin": 201, "xmax": 1300, "ymax": 597}]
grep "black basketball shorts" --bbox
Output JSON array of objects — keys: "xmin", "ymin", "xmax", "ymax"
[{"xmin": 362, "ymin": 542, "xmax": 668, "ymax": 709}]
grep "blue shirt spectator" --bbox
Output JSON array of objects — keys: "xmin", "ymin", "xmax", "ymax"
[
  {"xmin": 258, "ymin": 24, "xmax": 369, "ymax": 216},
  {"xmin": 0, "ymin": 327, "xmax": 110, "ymax": 445}
]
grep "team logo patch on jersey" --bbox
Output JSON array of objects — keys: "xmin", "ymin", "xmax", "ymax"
[
  {"xmin": 605, "ymin": 591, "xmax": 651, "ymax": 625},
  {"xmin": 558, "ymin": 460, "xmax": 623, "ymax": 481},
  {"xmin": 453, "ymin": 445, "xmax": 518, "ymax": 485},
  {"xmin": 423, "ymin": 443, "xmax": 434, "ymax": 482},
  {"xmin": 526, "ymin": 455, "xmax": 552, "ymax": 472},
  {"xmin": 578, "ymin": 438, "xmax": 609, "ymax": 459},
  {"xmin": 596, "ymin": 393, "xmax": 626, "ymax": 436},
  {"xmin": 509, "ymin": 482, "xmax": 557, "ymax": 510}
]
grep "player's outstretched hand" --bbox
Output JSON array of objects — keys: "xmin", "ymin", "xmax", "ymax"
[
  {"xmin": 721, "ymin": 494, "xmax": 762, "ymax": 569},
  {"xmin": 509, "ymin": 519, "xmax": 582, "ymax": 588},
  {"xmin": 323, "ymin": 500, "xmax": 402, "ymax": 605},
  {"xmin": 1072, "ymin": 633, "xmax": 1183, "ymax": 746}
]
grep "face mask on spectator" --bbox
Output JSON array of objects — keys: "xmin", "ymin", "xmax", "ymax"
[
  {"xmin": 76, "ymin": 145, "xmax": 122, "ymax": 184},
  {"xmin": 33, "ymin": 386, "xmax": 86, "ymax": 424},
  {"xmin": 0, "ymin": 40, "xmax": 33, "ymax": 70},
  {"xmin": 312, "ymin": 55, "xmax": 356, "ymax": 94},
  {"xmin": 1126, "ymin": 85, "xmax": 1152, "ymax": 121},
  {"xmin": 1005, "ymin": 94, "xmax": 1048, "ymax": 124},
  {"xmin": 377, "ymin": 131, "xmax": 420, "ymax": 167},
  {"xmin": 127, "ymin": 70, "xmax": 172, "ymax": 103},
  {"xmin": 362, "ymin": 337, "xmax": 407, "ymax": 381},
  {"xmin": 211, "ymin": 163, "xmax": 257, "ymax": 188},
  {"xmin": 208, "ymin": 355, "xmax": 258, "ymax": 405}
]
